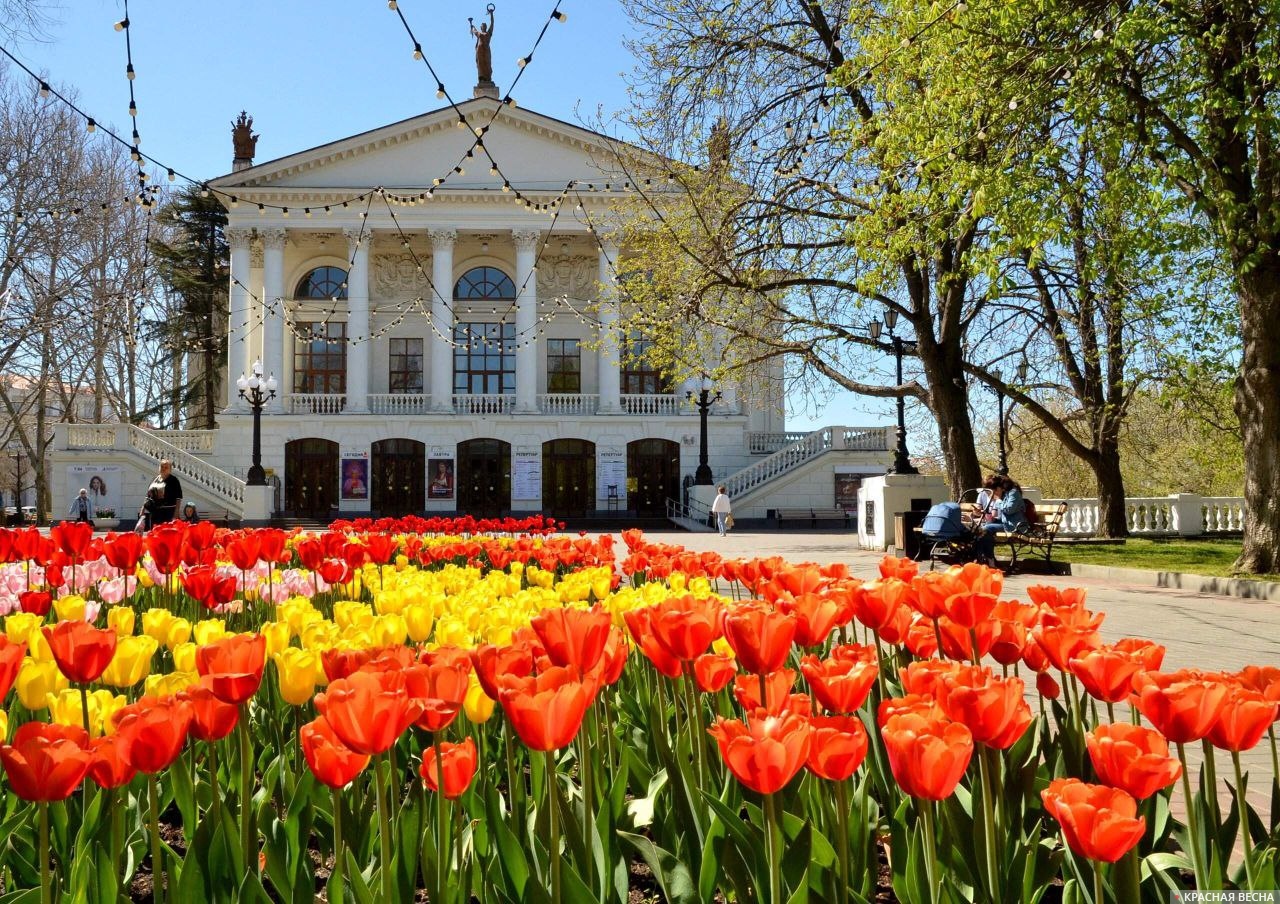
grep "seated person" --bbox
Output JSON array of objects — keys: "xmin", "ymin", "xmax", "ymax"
[
  {"xmin": 972, "ymin": 474, "xmax": 1003, "ymax": 523},
  {"xmin": 974, "ymin": 477, "xmax": 1031, "ymax": 565},
  {"xmin": 180, "ymin": 502, "xmax": 200, "ymax": 523}
]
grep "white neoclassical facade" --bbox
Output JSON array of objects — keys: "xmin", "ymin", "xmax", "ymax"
[{"xmin": 50, "ymin": 98, "xmax": 895, "ymax": 525}]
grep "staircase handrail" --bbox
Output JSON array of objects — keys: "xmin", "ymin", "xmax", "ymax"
[
  {"xmin": 722, "ymin": 427, "xmax": 834, "ymax": 500},
  {"xmin": 128, "ymin": 426, "xmax": 246, "ymax": 508}
]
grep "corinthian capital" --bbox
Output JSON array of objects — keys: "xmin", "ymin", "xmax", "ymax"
[
  {"xmin": 429, "ymin": 228, "xmax": 457, "ymax": 250},
  {"xmin": 258, "ymin": 227, "xmax": 287, "ymax": 251},
  {"xmin": 512, "ymin": 229, "xmax": 542, "ymax": 252},
  {"xmin": 225, "ymin": 227, "xmax": 254, "ymax": 248}
]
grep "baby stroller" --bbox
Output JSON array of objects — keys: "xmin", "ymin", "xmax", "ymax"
[{"xmin": 917, "ymin": 501, "xmax": 979, "ymax": 567}]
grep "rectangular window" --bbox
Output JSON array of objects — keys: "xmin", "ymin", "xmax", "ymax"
[
  {"xmin": 293, "ymin": 322, "xmax": 347, "ymax": 394},
  {"xmin": 621, "ymin": 333, "xmax": 671, "ymax": 395},
  {"xmin": 546, "ymin": 339, "xmax": 581, "ymax": 393},
  {"xmin": 388, "ymin": 338, "xmax": 424, "ymax": 394},
  {"xmin": 453, "ymin": 322, "xmax": 515, "ymax": 394}
]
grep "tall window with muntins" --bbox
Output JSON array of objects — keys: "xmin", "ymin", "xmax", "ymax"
[
  {"xmin": 621, "ymin": 333, "xmax": 672, "ymax": 394},
  {"xmin": 453, "ymin": 323, "xmax": 515, "ymax": 394},
  {"xmin": 454, "ymin": 266, "xmax": 516, "ymax": 301},
  {"xmin": 295, "ymin": 267, "xmax": 349, "ymax": 300},
  {"xmin": 388, "ymin": 338, "xmax": 424, "ymax": 394},
  {"xmin": 546, "ymin": 339, "xmax": 581, "ymax": 393},
  {"xmin": 293, "ymin": 322, "xmax": 347, "ymax": 393}
]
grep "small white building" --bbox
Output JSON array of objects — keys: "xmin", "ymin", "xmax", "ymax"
[{"xmin": 51, "ymin": 92, "xmax": 895, "ymax": 525}]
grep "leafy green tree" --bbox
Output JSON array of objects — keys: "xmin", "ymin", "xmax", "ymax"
[{"xmin": 149, "ymin": 185, "xmax": 227, "ymax": 429}]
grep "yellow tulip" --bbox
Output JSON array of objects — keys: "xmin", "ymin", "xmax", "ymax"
[
  {"xmin": 144, "ymin": 670, "xmax": 199, "ymax": 697},
  {"xmin": 4, "ymin": 612, "xmax": 43, "ymax": 647},
  {"xmin": 172, "ymin": 642, "xmax": 198, "ymax": 674},
  {"xmin": 142, "ymin": 609, "xmax": 181, "ymax": 646},
  {"xmin": 334, "ymin": 601, "xmax": 373, "ymax": 631},
  {"xmin": 261, "ymin": 622, "xmax": 292, "ymax": 657},
  {"xmin": 107, "ymin": 607, "xmax": 136, "ymax": 637},
  {"xmin": 277, "ymin": 598, "xmax": 318, "ymax": 634},
  {"xmin": 300, "ymin": 620, "xmax": 340, "ymax": 651},
  {"xmin": 463, "ymin": 677, "xmax": 495, "ymax": 724},
  {"xmin": 369, "ymin": 614, "xmax": 407, "ymax": 648},
  {"xmin": 135, "ymin": 566, "xmax": 155, "ymax": 589},
  {"xmin": 272, "ymin": 648, "xmax": 323, "ymax": 705},
  {"xmin": 53, "ymin": 594, "xmax": 86, "ymax": 622},
  {"xmin": 0, "ymin": 710, "xmax": 7, "ymax": 742},
  {"xmin": 394, "ymin": 554, "xmax": 409, "ymax": 569},
  {"xmin": 16, "ymin": 658, "xmax": 68, "ymax": 710},
  {"xmin": 404, "ymin": 602, "xmax": 435, "ymax": 643},
  {"xmin": 46, "ymin": 688, "xmax": 126, "ymax": 737},
  {"xmin": 27, "ymin": 629, "xmax": 55, "ymax": 663},
  {"xmin": 100, "ymin": 635, "xmax": 158, "ymax": 687},
  {"xmin": 193, "ymin": 619, "xmax": 227, "ymax": 647}
]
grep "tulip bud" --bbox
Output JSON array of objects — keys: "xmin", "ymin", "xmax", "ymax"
[
  {"xmin": 107, "ymin": 607, "xmax": 136, "ymax": 637},
  {"xmin": 101, "ymin": 635, "xmax": 159, "ymax": 687},
  {"xmin": 54, "ymin": 594, "xmax": 87, "ymax": 622},
  {"xmin": 18, "ymin": 659, "xmax": 69, "ymax": 710},
  {"xmin": 404, "ymin": 603, "xmax": 435, "ymax": 643},
  {"xmin": 5, "ymin": 613, "xmax": 43, "ymax": 648},
  {"xmin": 172, "ymin": 642, "xmax": 198, "ymax": 674},
  {"xmin": 273, "ymin": 648, "xmax": 323, "ymax": 706},
  {"xmin": 1036, "ymin": 671, "xmax": 1061, "ymax": 700}
]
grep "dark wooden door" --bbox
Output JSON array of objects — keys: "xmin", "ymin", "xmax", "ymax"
[
  {"xmin": 628, "ymin": 438, "xmax": 680, "ymax": 516},
  {"xmin": 285, "ymin": 439, "xmax": 339, "ymax": 518},
  {"xmin": 542, "ymin": 439, "xmax": 595, "ymax": 518},
  {"xmin": 457, "ymin": 439, "xmax": 510, "ymax": 517},
  {"xmin": 371, "ymin": 439, "xmax": 425, "ymax": 516}
]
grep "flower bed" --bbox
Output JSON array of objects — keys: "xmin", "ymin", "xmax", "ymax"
[{"xmin": 0, "ymin": 520, "xmax": 1275, "ymax": 902}]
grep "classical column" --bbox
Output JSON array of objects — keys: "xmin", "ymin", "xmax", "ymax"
[
  {"xmin": 513, "ymin": 229, "xmax": 541, "ymax": 414},
  {"xmin": 224, "ymin": 228, "xmax": 253, "ymax": 412},
  {"xmin": 344, "ymin": 229, "xmax": 370, "ymax": 413},
  {"xmin": 259, "ymin": 228, "xmax": 287, "ymax": 413},
  {"xmin": 429, "ymin": 229, "xmax": 456, "ymax": 412},
  {"xmin": 596, "ymin": 237, "xmax": 623, "ymax": 414}
]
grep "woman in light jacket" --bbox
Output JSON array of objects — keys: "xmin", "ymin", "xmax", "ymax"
[{"xmin": 711, "ymin": 485, "xmax": 732, "ymax": 536}]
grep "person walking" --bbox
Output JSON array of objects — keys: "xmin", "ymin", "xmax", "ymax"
[
  {"xmin": 711, "ymin": 484, "xmax": 732, "ymax": 536},
  {"xmin": 145, "ymin": 460, "xmax": 184, "ymax": 527},
  {"xmin": 67, "ymin": 488, "xmax": 95, "ymax": 523}
]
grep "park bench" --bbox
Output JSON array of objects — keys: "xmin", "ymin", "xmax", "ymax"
[
  {"xmin": 994, "ymin": 502, "xmax": 1068, "ymax": 570},
  {"xmin": 776, "ymin": 507, "xmax": 852, "ymax": 529}
]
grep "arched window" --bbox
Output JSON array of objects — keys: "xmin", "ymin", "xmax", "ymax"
[
  {"xmin": 454, "ymin": 266, "xmax": 516, "ymax": 300},
  {"xmin": 295, "ymin": 266, "xmax": 348, "ymax": 299}
]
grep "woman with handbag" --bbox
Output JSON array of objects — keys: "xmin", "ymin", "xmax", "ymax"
[{"xmin": 711, "ymin": 485, "xmax": 732, "ymax": 536}]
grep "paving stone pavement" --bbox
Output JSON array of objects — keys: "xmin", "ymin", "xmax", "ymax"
[{"xmin": 627, "ymin": 529, "xmax": 1280, "ymax": 823}]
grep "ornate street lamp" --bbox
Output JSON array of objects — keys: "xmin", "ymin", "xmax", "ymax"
[
  {"xmin": 868, "ymin": 310, "xmax": 919, "ymax": 475},
  {"xmin": 686, "ymin": 375, "xmax": 721, "ymax": 486},
  {"xmin": 988, "ymin": 360, "xmax": 1029, "ymax": 476},
  {"xmin": 236, "ymin": 359, "xmax": 278, "ymax": 487}
]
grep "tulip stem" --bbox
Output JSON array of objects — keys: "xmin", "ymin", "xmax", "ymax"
[
  {"xmin": 239, "ymin": 709, "xmax": 255, "ymax": 875},
  {"xmin": 149, "ymin": 773, "xmax": 165, "ymax": 904},
  {"xmin": 919, "ymin": 798, "xmax": 940, "ymax": 904},
  {"xmin": 38, "ymin": 800, "xmax": 50, "ymax": 904},
  {"xmin": 375, "ymin": 754, "xmax": 395, "ymax": 904},
  {"xmin": 110, "ymin": 787, "xmax": 125, "ymax": 895},
  {"xmin": 1200, "ymin": 739, "xmax": 1222, "ymax": 837},
  {"xmin": 833, "ymin": 781, "xmax": 852, "ymax": 904},
  {"xmin": 80, "ymin": 684, "xmax": 92, "ymax": 735},
  {"xmin": 434, "ymin": 734, "xmax": 448, "ymax": 904},
  {"xmin": 765, "ymin": 792, "xmax": 784, "ymax": 904},
  {"xmin": 978, "ymin": 745, "xmax": 1000, "ymax": 902},
  {"xmin": 1175, "ymin": 741, "xmax": 1207, "ymax": 889},
  {"xmin": 1231, "ymin": 750, "xmax": 1257, "ymax": 889},
  {"xmin": 1093, "ymin": 862, "xmax": 1105, "ymax": 904},
  {"xmin": 1269, "ymin": 726, "xmax": 1280, "ymax": 796},
  {"xmin": 330, "ymin": 787, "xmax": 345, "ymax": 904},
  {"xmin": 544, "ymin": 750, "xmax": 562, "ymax": 903}
]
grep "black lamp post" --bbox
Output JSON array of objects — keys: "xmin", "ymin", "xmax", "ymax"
[
  {"xmin": 868, "ymin": 310, "xmax": 919, "ymax": 475},
  {"xmin": 988, "ymin": 361, "xmax": 1029, "ymax": 476},
  {"xmin": 686, "ymin": 376, "xmax": 721, "ymax": 485},
  {"xmin": 236, "ymin": 359, "xmax": 277, "ymax": 487}
]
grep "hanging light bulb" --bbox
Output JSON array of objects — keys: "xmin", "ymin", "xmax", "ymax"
[
  {"xmin": 128, "ymin": 101, "xmax": 137, "ymax": 117},
  {"xmin": 200, "ymin": 184, "xmax": 210, "ymax": 198},
  {"xmin": 490, "ymin": 166, "xmax": 499, "ymax": 176},
  {"xmin": 387, "ymin": 0, "xmax": 396, "ymax": 8},
  {"xmin": 86, "ymin": 118, "xmax": 96, "ymax": 133},
  {"xmin": 114, "ymin": 17, "xmax": 128, "ymax": 30},
  {"xmin": 281, "ymin": 207, "xmax": 290, "ymax": 218},
  {"xmin": 126, "ymin": 63, "xmax": 135, "ymax": 80},
  {"xmin": 436, "ymin": 83, "xmax": 446, "ymax": 99},
  {"xmin": 258, "ymin": 203, "xmax": 266, "ymax": 214},
  {"xmin": 413, "ymin": 43, "xmax": 422, "ymax": 60},
  {"xmin": 518, "ymin": 56, "xmax": 530, "ymax": 68},
  {"xmin": 38, "ymin": 82, "xmax": 50, "ymax": 98},
  {"xmin": 552, "ymin": 10, "xmax": 566, "ymax": 21},
  {"xmin": 502, "ymin": 181, "xmax": 511, "ymax": 192}
]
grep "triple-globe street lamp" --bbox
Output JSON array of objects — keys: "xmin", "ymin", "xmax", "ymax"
[
  {"xmin": 867, "ymin": 309, "xmax": 919, "ymax": 475},
  {"xmin": 685, "ymin": 376, "xmax": 721, "ymax": 486},
  {"xmin": 236, "ymin": 360, "xmax": 278, "ymax": 487}
]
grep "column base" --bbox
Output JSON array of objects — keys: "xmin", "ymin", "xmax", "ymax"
[{"xmin": 596, "ymin": 404, "xmax": 624, "ymax": 415}]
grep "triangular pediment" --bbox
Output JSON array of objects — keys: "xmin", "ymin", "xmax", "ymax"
[{"xmin": 209, "ymin": 99, "xmax": 636, "ymax": 195}]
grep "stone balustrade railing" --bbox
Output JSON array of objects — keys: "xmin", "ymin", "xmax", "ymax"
[
  {"xmin": 369, "ymin": 394, "xmax": 432, "ymax": 415},
  {"xmin": 621, "ymin": 394, "xmax": 681, "ymax": 416},
  {"xmin": 147, "ymin": 430, "xmax": 216, "ymax": 454},
  {"xmin": 452, "ymin": 394, "xmax": 514, "ymax": 416},
  {"xmin": 288, "ymin": 394, "xmax": 346, "ymax": 415},
  {"xmin": 724, "ymin": 428, "xmax": 834, "ymax": 499},
  {"xmin": 1038, "ymin": 494, "xmax": 1245, "ymax": 537},
  {"xmin": 539, "ymin": 394, "xmax": 600, "ymax": 416}
]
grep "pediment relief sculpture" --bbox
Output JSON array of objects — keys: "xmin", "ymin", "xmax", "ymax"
[
  {"xmin": 373, "ymin": 253, "xmax": 432, "ymax": 298},
  {"xmin": 536, "ymin": 255, "xmax": 596, "ymax": 300}
]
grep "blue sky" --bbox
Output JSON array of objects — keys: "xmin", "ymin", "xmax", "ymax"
[{"xmin": 11, "ymin": 0, "xmax": 893, "ymax": 432}]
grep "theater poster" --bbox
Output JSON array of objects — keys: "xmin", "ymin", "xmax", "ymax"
[{"xmin": 66, "ymin": 464, "xmax": 123, "ymax": 516}]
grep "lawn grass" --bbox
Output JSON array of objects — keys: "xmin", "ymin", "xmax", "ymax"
[{"xmin": 1056, "ymin": 537, "xmax": 1280, "ymax": 581}]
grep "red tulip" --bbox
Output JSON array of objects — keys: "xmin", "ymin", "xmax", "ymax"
[
  {"xmin": 937, "ymin": 668, "xmax": 1033, "ymax": 749},
  {"xmin": 1041, "ymin": 778, "xmax": 1145, "ymax": 863},
  {"xmin": 693, "ymin": 653, "xmax": 737, "ymax": 693},
  {"xmin": 649, "ymin": 595, "xmax": 724, "ymax": 661},
  {"xmin": 19, "ymin": 590, "xmax": 52, "ymax": 616},
  {"xmin": 88, "ymin": 733, "xmax": 137, "ymax": 789},
  {"xmin": 1036, "ymin": 671, "xmax": 1062, "ymax": 700},
  {"xmin": 497, "ymin": 665, "xmax": 594, "ymax": 752},
  {"xmin": 1207, "ymin": 686, "xmax": 1279, "ymax": 752},
  {"xmin": 181, "ymin": 677, "xmax": 242, "ymax": 742},
  {"xmin": 531, "ymin": 605, "xmax": 612, "ymax": 673},
  {"xmin": 300, "ymin": 716, "xmax": 370, "ymax": 789},
  {"xmin": 257, "ymin": 528, "xmax": 289, "ymax": 565},
  {"xmin": 196, "ymin": 634, "xmax": 266, "ymax": 705},
  {"xmin": 317, "ymin": 559, "xmax": 351, "ymax": 586},
  {"xmin": 322, "ymin": 646, "xmax": 380, "ymax": 682},
  {"xmin": 470, "ymin": 642, "xmax": 535, "ymax": 701},
  {"xmin": 43, "ymin": 620, "xmax": 118, "ymax": 684},
  {"xmin": 799, "ymin": 644, "xmax": 878, "ymax": 714},
  {"xmin": 0, "ymin": 636, "xmax": 28, "ymax": 701},
  {"xmin": 103, "ymin": 532, "xmax": 145, "ymax": 572},
  {"xmin": 1069, "ymin": 647, "xmax": 1144, "ymax": 704},
  {"xmin": 733, "ymin": 669, "xmax": 796, "ymax": 713},
  {"xmin": 1085, "ymin": 723, "xmax": 1182, "ymax": 800},
  {"xmin": 1134, "ymin": 670, "xmax": 1232, "ymax": 744},
  {"xmin": 315, "ymin": 669, "xmax": 423, "ymax": 755},
  {"xmin": 721, "ymin": 603, "xmax": 796, "ymax": 675},
  {"xmin": 50, "ymin": 521, "xmax": 94, "ymax": 561},
  {"xmin": 708, "ymin": 709, "xmax": 813, "ymax": 795},
  {"xmin": 225, "ymin": 535, "xmax": 263, "ymax": 572},
  {"xmin": 114, "ymin": 696, "xmax": 193, "ymax": 773},
  {"xmin": 806, "ymin": 714, "xmax": 869, "ymax": 781},
  {"xmin": 420, "ymin": 737, "xmax": 478, "ymax": 798},
  {"xmin": 0, "ymin": 721, "xmax": 93, "ymax": 801},
  {"xmin": 881, "ymin": 713, "xmax": 973, "ymax": 800},
  {"xmin": 145, "ymin": 526, "xmax": 185, "ymax": 574},
  {"xmin": 181, "ymin": 564, "xmax": 239, "ymax": 610}
]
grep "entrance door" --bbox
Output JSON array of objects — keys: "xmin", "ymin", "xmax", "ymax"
[
  {"xmin": 285, "ymin": 439, "xmax": 339, "ymax": 518},
  {"xmin": 371, "ymin": 439, "xmax": 425, "ymax": 516},
  {"xmin": 628, "ymin": 438, "xmax": 680, "ymax": 516},
  {"xmin": 542, "ymin": 439, "xmax": 595, "ymax": 519},
  {"xmin": 457, "ymin": 438, "xmax": 510, "ymax": 517}
]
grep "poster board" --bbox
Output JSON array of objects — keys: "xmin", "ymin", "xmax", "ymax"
[
  {"xmin": 65, "ymin": 465, "xmax": 124, "ymax": 517},
  {"xmin": 340, "ymin": 451, "xmax": 369, "ymax": 501},
  {"xmin": 834, "ymin": 472, "xmax": 862, "ymax": 510},
  {"xmin": 428, "ymin": 446, "xmax": 455, "ymax": 501},
  {"xmin": 597, "ymin": 446, "xmax": 626, "ymax": 503},
  {"xmin": 512, "ymin": 446, "xmax": 542, "ymax": 501}
]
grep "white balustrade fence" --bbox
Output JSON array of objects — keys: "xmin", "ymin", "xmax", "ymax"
[
  {"xmin": 621, "ymin": 394, "xmax": 681, "ymax": 416},
  {"xmin": 368, "ymin": 394, "xmax": 432, "ymax": 415},
  {"xmin": 288, "ymin": 394, "xmax": 345, "ymax": 415},
  {"xmin": 1039, "ymin": 494, "xmax": 1246, "ymax": 537},
  {"xmin": 724, "ymin": 428, "xmax": 834, "ymax": 499},
  {"xmin": 147, "ymin": 430, "xmax": 216, "ymax": 454},
  {"xmin": 539, "ymin": 394, "xmax": 600, "ymax": 416},
  {"xmin": 453, "ymin": 394, "xmax": 514, "ymax": 416}
]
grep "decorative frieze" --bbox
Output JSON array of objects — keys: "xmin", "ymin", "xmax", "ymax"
[
  {"xmin": 536, "ymin": 255, "xmax": 597, "ymax": 300},
  {"xmin": 372, "ymin": 253, "xmax": 432, "ymax": 298}
]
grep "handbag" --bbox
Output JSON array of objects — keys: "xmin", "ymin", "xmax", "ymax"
[{"xmin": 724, "ymin": 514, "xmax": 735, "ymax": 531}]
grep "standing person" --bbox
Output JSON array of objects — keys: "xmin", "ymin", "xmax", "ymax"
[
  {"xmin": 67, "ymin": 488, "xmax": 95, "ymax": 523},
  {"xmin": 711, "ymin": 484, "xmax": 732, "ymax": 536},
  {"xmin": 147, "ymin": 460, "xmax": 184, "ymax": 526}
]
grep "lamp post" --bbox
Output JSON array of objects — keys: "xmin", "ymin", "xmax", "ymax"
[
  {"xmin": 236, "ymin": 359, "xmax": 277, "ymax": 487},
  {"xmin": 988, "ymin": 361, "xmax": 1029, "ymax": 476},
  {"xmin": 686, "ymin": 375, "xmax": 721, "ymax": 485},
  {"xmin": 868, "ymin": 310, "xmax": 919, "ymax": 475}
]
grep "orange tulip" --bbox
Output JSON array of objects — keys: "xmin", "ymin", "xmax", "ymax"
[
  {"xmin": 1026, "ymin": 585, "xmax": 1088, "ymax": 609},
  {"xmin": 0, "ymin": 721, "xmax": 93, "ymax": 801},
  {"xmin": 1134, "ymin": 670, "xmax": 1232, "ymax": 744},
  {"xmin": 1114, "ymin": 638, "xmax": 1165, "ymax": 673},
  {"xmin": 497, "ymin": 665, "xmax": 594, "ymax": 751},
  {"xmin": 1041, "ymin": 777, "xmax": 1145, "ymax": 863},
  {"xmin": 648, "ymin": 595, "xmax": 724, "ymax": 661},
  {"xmin": 623, "ymin": 606, "xmax": 683, "ymax": 679},
  {"xmin": 470, "ymin": 641, "xmax": 535, "ymax": 701},
  {"xmin": 195, "ymin": 633, "xmax": 266, "ymax": 705},
  {"xmin": 878, "ymin": 556, "xmax": 918, "ymax": 581},
  {"xmin": 805, "ymin": 714, "xmax": 869, "ymax": 781},
  {"xmin": 707, "ymin": 709, "xmax": 812, "ymax": 795},
  {"xmin": 1085, "ymin": 723, "xmax": 1182, "ymax": 800},
  {"xmin": 1036, "ymin": 671, "xmax": 1062, "ymax": 700},
  {"xmin": 881, "ymin": 713, "xmax": 973, "ymax": 801},
  {"xmin": 733, "ymin": 669, "xmax": 796, "ymax": 713},
  {"xmin": 1207, "ymin": 685, "xmax": 1279, "ymax": 752},
  {"xmin": 43, "ymin": 620, "xmax": 117, "ymax": 684},
  {"xmin": 937, "ymin": 668, "xmax": 1033, "ymax": 749},
  {"xmin": 721, "ymin": 603, "xmax": 796, "ymax": 675},
  {"xmin": 181, "ymin": 677, "xmax": 241, "ymax": 743},
  {"xmin": 943, "ymin": 592, "xmax": 998, "ymax": 630},
  {"xmin": 1070, "ymin": 647, "xmax": 1145, "ymax": 704},
  {"xmin": 114, "ymin": 696, "xmax": 193, "ymax": 774},
  {"xmin": 1032, "ymin": 622, "xmax": 1102, "ymax": 672},
  {"xmin": 300, "ymin": 715, "xmax": 370, "ymax": 789},
  {"xmin": 420, "ymin": 737, "xmax": 478, "ymax": 798},
  {"xmin": 853, "ymin": 579, "xmax": 909, "ymax": 633},
  {"xmin": 404, "ymin": 656, "xmax": 471, "ymax": 733},
  {"xmin": 799, "ymin": 644, "xmax": 879, "ymax": 714},
  {"xmin": 909, "ymin": 572, "xmax": 961, "ymax": 620},
  {"xmin": 899, "ymin": 659, "xmax": 961, "ymax": 697},
  {"xmin": 988, "ymin": 617, "xmax": 1028, "ymax": 667},
  {"xmin": 878, "ymin": 694, "xmax": 943, "ymax": 726},
  {"xmin": 1236, "ymin": 665, "xmax": 1280, "ymax": 703},
  {"xmin": 693, "ymin": 653, "xmax": 736, "ymax": 693},
  {"xmin": 780, "ymin": 592, "xmax": 848, "ymax": 648},
  {"xmin": 0, "ymin": 636, "xmax": 28, "ymax": 701},
  {"xmin": 936, "ymin": 615, "xmax": 995, "ymax": 662},
  {"xmin": 530, "ymin": 605, "xmax": 612, "ymax": 673},
  {"xmin": 87, "ymin": 733, "xmax": 137, "ymax": 789},
  {"xmin": 314, "ymin": 669, "xmax": 423, "ymax": 755}
]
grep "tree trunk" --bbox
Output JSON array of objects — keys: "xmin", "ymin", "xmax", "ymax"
[
  {"xmin": 1092, "ymin": 441, "xmax": 1129, "ymax": 539},
  {"xmin": 1234, "ymin": 265, "xmax": 1280, "ymax": 574},
  {"xmin": 925, "ymin": 363, "xmax": 982, "ymax": 496}
]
